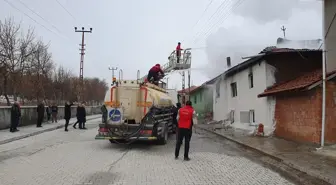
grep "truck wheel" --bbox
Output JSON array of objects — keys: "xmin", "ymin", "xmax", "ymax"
[
  {"xmin": 109, "ymin": 139, "xmax": 115, "ymax": 144},
  {"xmin": 157, "ymin": 124, "xmax": 168, "ymax": 145}
]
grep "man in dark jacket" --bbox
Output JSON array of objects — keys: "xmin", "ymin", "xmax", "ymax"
[
  {"xmin": 36, "ymin": 101, "xmax": 45, "ymax": 127},
  {"xmin": 46, "ymin": 105, "xmax": 51, "ymax": 122},
  {"xmin": 81, "ymin": 102, "xmax": 87, "ymax": 129},
  {"xmin": 73, "ymin": 103, "xmax": 81, "ymax": 129},
  {"xmin": 51, "ymin": 103, "xmax": 58, "ymax": 123},
  {"xmin": 64, "ymin": 101, "xmax": 73, "ymax": 132},
  {"xmin": 172, "ymin": 103, "xmax": 181, "ymax": 138},
  {"xmin": 10, "ymin": 101, "xmax": 21, "ymax": 132},
  {"xmin": 101, "ymin": 104, "xmax": 107, "ymax": 123}
]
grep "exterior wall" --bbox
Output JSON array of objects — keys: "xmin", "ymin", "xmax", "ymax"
[
  {"xmin": 213, "ymin": 61, "xmax": 276, "ymax": 131},
  {"xmin": 274, "ymin": 90, "xmax": 322, "ymax": 144},
  {"xmin": 0, "ymin": 106, "xmax": 101, "ymax": 130},
  {"xmin": 275, "ymin": 80, "xmax": 336, "ymax": 144},
  {"xmin": 325, "ymin": 0, "xmax": 336, "ymax": 73},
  {"xmin": 190, "ymin": 87, "xmax": 213, "ymax": 119},
  {"xmin": 213, "ymin": 74, "xmax": 228, "ymax": 121},
  {"xmin": 324, "ymin": 80, "xmax": 336, "ymax": 143}
]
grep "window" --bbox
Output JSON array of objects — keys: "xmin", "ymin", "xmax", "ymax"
[
  {"xmin": 194, "ymin": 95, "xmax": 197, "ymax": 104},
  {"xmin": 230, "ymin": 82, "xmax": 237, "ymax": 97},
  {"xmin": 229, "ymin": 110, "xmax": 235, "ymax": 124},
  {"xmin": 216, "ymin": 81, "xmax": 220, "ymax": 98},
  {"xmin": 199, "ymin": 91, "xmax": 203, "ymax": 102},
  {"xmin": 249, "ymin": 110, "xmax": 255, "ymax": 123},
  {"xmin": 248, "ymin": 72, "xmax": 254, "ymax": 88}
]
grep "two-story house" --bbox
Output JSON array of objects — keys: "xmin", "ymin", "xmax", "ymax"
[{"xmin": 212, "ymin": 46, "xmax": 322, "ymax": 132}]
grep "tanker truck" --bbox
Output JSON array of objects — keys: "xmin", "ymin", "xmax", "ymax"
[{"xmin": 95, "ymin": 75, "xmax": 176, "ymax": 145}]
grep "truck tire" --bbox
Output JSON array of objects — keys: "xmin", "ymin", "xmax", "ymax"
[
  {"xmin": 157, "ymin": 124, "xmax": 168, "ymax": 145},
  {"xmin": 109, "ymin": 139, "xmax": 115, "ymax": 144}
]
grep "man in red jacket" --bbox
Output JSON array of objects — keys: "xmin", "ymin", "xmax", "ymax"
[
  {"xmin": 176, "ymin": 42, "xmax": 183, "ymax": 63},
  {"xmin": 174, "ymin": 100, "xmax": 196, "ymax": 161},
  {"xmin": 147, "ymin": 64, "xmax": 164, "ymax": 85}
]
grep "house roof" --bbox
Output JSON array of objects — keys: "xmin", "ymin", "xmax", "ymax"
[
  {"xmin": 197, "ymin": 45, "xmax": 322, "ymax": 89},
  {"xmin": 258, "ymin": 69, "xmax": 336, "ymax": 97},
  {"xmin": 177, "ymin": 86, "xmax": 199, "ymax": 94}
]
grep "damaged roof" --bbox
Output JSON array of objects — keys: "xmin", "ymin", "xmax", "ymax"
[
  {"xmin": 258, "ymin": 69, "xmax": 336, "ymax": 97},
  {"xmin": 177, "ymin": 86, "xmax": 199, "ymax": 94}
]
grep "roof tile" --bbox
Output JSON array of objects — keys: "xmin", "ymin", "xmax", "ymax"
[
  {"xmin": 258, "ymin": 69, "xmax": 336, "ymax": 97},
  {"xmin": 178, "ymin": 86, "xmax": 199, "ymax": 94}
]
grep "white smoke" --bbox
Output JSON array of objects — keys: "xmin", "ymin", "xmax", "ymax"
[
  {"xmin": 233, "ymin": 0, "xmax": 321, "ymax": 24},
  {"xmin": 203, "ymin": 0, "xmax": 322, "ymax": 78}
]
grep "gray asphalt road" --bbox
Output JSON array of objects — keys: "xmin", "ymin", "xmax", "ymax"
[{"xmin": 0, "ymin": 119, "xmax": 297, "ymax": 185}]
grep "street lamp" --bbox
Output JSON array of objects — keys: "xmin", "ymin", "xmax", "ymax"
[{"xmin": 108, "ymin": 67, "xmax": 118, "ymax": 85}]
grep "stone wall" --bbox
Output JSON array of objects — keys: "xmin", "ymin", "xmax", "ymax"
[{"xmin": 0, "ymin": 106, "xmax": 101, "ymax": 130}]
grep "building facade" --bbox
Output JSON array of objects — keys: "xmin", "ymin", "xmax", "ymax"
[
  {"xmin": 325, "ymin": 0, "xmax": 336, "ymax": 73},
  {"xmin": 189, "ymin": 86, "xmax": 213, "ymax": 120},
  {"xmin": 213, "ymin": 57, "xmax": 276, "ymax": 131},
  {"xmin": 212, "ymin": 48, "xmax": 322, "ymax": 134}
]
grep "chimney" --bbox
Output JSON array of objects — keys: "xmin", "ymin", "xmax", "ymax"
[{"xmin": 226, "ymin": 57, "xmax": 231, "ymax": 68}]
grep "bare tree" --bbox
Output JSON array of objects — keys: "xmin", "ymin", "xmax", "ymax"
[
  {"xmin": 0, "ymin": 17, "xmax": 108, "ymax": 106},
  {"xmin": 30, "ymin": 40, "xmax": 53, "ymax": 101},
  {"xmin": 0, "ymin": 18, "xmax": 21, "ymax": 105}
]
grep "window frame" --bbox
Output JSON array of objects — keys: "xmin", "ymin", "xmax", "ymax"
[
  {"xmin": 230, "ymin": 82, "xmax": 237, "ymax": 97},
  {"xmin": 248, "ymin": 72, "xmax": 254, "ymax": 88}
]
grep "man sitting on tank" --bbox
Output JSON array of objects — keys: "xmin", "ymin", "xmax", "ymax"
[{"xmin": 147, "ymin": 64, "xmax": 164, "ymax": 85}]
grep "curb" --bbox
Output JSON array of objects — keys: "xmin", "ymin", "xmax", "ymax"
[
  {"xmin": 195, "ymin": 125, "xmax": 334, "ymax": 185},
  {"xmin": 0, "ymin": 115, "xmax": 101, "ymax": 145}
]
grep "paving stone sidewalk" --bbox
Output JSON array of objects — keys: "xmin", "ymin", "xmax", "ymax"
[
  {"xmin": 195, "ymin": 124, "xmax": 336, "ymax": 185},
  {"xmin": 0, "ymin": 114, "xmax": 101, "ymax": 145}
]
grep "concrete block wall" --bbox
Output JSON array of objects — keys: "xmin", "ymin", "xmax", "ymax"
[{"xmin": 0, "ymin": 106, "xmax": 101, "ymax": 130}]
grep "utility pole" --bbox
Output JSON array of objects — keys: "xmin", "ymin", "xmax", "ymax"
[
  {"xmin": 188, "ymin": 70, "xmax": 191, "ymax": 101},
  {"xmin": 74, "ymin": 27, "xmax": 92, "ymax": 102},
  {"xmin": 281, "ymin": 26, "xmax": 286, "ymax": 38},
  {"xmin": 108, "ymin": 67, "xmax": 118, "ymax": 84}
]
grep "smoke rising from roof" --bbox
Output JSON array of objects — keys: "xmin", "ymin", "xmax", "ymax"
[
  {"xmin": 233, "ymin": 0, "xmax": 321, "ymax": 24},
  {"xmin": 203, "ymin": 0, "xmax": 322, "ymax": 78}
]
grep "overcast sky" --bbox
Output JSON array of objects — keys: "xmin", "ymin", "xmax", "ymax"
[{"xmin": 0, "ymin": 0, "xmax": 322, "ymax": 89}]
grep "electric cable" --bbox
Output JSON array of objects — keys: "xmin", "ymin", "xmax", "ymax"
[
  {"xmin": 189, "ymin": 0, "xmax": 231, "ymax": 44},
  {"xmin": 3, "ymin": 0, "xmax": 59, "ymax": 36},
  {"xmin": 3, "ymin": 0, "xmax": 78, "ymax": 46},
  {"xmin": 181, "ymin": 0, "xmax": 214, "ymax": 43},
  {"xmin": 15, "ymin": 0, "xmax": 63, "ymax": 34},
  {"xmin": 55, "ymin": 0, "xmax": 77, "ymax": 22},
  {"xmin": 193, "ymin": 0, "xmax": 246, "ymax": 45}
]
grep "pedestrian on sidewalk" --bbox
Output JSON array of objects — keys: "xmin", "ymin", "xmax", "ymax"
[
  {"xmin": 101, "ymin": 104, "xmax": 107, "ymax": 123},
  {"xmin": 173, "ymin": 102, "xmax": 181, "ymax": 139},
  {"xmin": 51, "ymin": 103, "xmax": 58, "ymax": 123},
  {"xmin": 73, "ymin": 103, "xmax": 81, "ymax": 129},
  {"xmin": 80, "ymin": 102, "xmax": 87, "ymax": 130},
  {"xmin": 174, "ymin": 100, "xmax": 196, "ymax": 161},
  {"xmin": 64, "ymin": 101, "xmax": 73, "ymax": 132},
  {"xmin": 36, "ymin": 101, "xmax": 45, "ymax": 127},
  {"xmin": 10, "ymin": 101, "xmax": 21, "ymax": 132},
  {"xmin": 46, "ymin": 104, "xmax": 51, "ymax": 122}
]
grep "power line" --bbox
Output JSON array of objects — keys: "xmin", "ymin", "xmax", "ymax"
[
  {"xmin": 189, "ymin": 0, "xmax": 231, "ymax": 44},
  {"xmin": 55, "ymin": 0, "xmax": 77, "ymax": 21},
  {"xmin": 2, "ymin": 0, "xmax": 59, "ymax": 36},
  {"xmin": 15, "ymin": 0, "xmax": 63, "ymax": 34},
  {"xmin": 182, "ymin": 0, "xmax": 214, "ymax": 43},
  {"xmin": 193, "ymin": 0, "xmax": 242, "ymax": 44},
  {"xmin": 3, "ymin": 0, "xmax": 80, "ymax": 47},
  {"xmin": 193, "ymin": 0, "xmax": 245, "ymax": 45}
]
